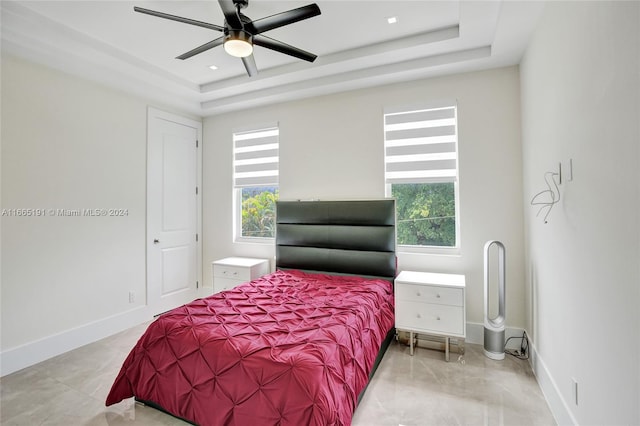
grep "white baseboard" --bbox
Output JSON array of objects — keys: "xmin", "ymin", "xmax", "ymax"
[
  {"xmin": 197, "ymin": 286, "xmax": 214, "ymax": 298},
  {"xmin": 465, "ymin": 321, "xmax": 526, "ymax": 346},
  {"xmin": 0, "ymin": 308, "xmax": 572, "ymax": 426},
  {"xmin": 467, "ymin": 323, "xmax": 574, "ymax": 424},
  {"xmin": 2, "ymin": 287, "xmax": 218, "ymax": 377},
  {"xmin": 528, "ymin": 337, "xmax": 577, "ymax": 425},
  {"xmin": 1, "ymin": 305, "xmax": 152, "ymax": 377}
]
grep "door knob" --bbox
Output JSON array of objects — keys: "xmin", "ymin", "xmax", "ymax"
[{"xmin": 153, "ymin": 239, "xmax": 160, "ymax": 244}]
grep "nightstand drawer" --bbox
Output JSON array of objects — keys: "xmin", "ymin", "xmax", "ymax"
[
  {"xmin": 396, "ymin": 302, "xmax": 464, "ymax": 336},
  {"xmin": 212, "ymin": 257, "xmax": 270, "ymax": 294},
  {"xmin": 395, "ymin": 283, "xmax": 463, "ymax": 306},
  {"xmin": 215, "ymin": 277, "xmax": 244, "ymax": 293},
  {"xmin": 213, "ymin": 264, "xmax": 251, "ymax": 281}
]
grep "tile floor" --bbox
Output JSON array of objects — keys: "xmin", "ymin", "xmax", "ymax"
[{"xmin": 0, "ymin": 322, "xmax": 556, "ymax": 425}]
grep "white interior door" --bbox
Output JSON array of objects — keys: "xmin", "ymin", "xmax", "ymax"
[{"xmin": 147, "ymin": 108, "xmax": 201, "ymax": 315}]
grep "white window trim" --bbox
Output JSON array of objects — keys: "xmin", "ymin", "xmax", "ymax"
[
  {"xmin": 388, "ymin": 190, "xmax": 461, "ymax": 257},
  {"xmin": 385, "ymin": 183, "xmax": 461, "ymax": 254},
  {"xmin": 233, "ymin": 187, "xmax": 276, "ymax": 244},
  {"xmin": 384, "ymin": 101, "xmax": 461, "ymax": 253},
  {"xmin": 232, "ymin": 122, "xmax": 279, "ymax": 243}
]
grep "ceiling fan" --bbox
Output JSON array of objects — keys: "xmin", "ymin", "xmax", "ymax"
[{"xmin": 134, "ymin": 0, "xmax": 321, "ymax": 77}]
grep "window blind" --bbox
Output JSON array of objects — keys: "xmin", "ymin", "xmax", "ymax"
[
  {"xmin": 233, "ymin": 126, "xmax": 279, "ymax": 187},
  {"xmin": 384, "ymin": 104, "xmax": 458, "ymax": 184}
]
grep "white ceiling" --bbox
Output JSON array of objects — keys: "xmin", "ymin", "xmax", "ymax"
[{"xmin": 1, "ymin": 0, "xmax": 545, "ymax": 116}]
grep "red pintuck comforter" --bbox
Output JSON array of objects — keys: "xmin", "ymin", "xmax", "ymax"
[{"xmin": 106, "ymin": 269, "xmax": 395, "ymax": 426}]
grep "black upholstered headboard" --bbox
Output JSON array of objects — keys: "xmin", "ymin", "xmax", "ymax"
[{"xmin": 275, "ymin": 200, "xmax": 396, "ymax": 280}]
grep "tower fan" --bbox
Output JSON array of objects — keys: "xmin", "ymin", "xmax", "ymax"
[{"xmin": 483, "ymin": 240, "xmax": 506, "ymax": 360}]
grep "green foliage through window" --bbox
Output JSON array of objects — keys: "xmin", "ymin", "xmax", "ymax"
[
  {"xmin": 241, "ymin": 186, "xmax": 278, "ymax": 238},
  {"xmin": 392, "ymin": 183, "xmax": 456, "ymax": 247}
]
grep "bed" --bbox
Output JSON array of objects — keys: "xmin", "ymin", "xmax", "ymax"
[{"xmin": 106, "ymin": 199, "xmax": 396, "ymax": 426}]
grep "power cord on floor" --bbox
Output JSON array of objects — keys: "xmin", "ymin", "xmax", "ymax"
[{"xmin": 505, "ymin": 331, "xmax": 529, "ymax": 360}]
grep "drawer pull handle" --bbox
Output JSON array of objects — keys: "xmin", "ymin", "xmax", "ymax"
[
  {"xmin": 436, "ymin": 316, "xmax": 441, "ymax": 321},
  {"xmin": 436, "ymin": 294, "xmax": 441, "ymax": 298},
  {"xmin": 416, "ymin": 313, "xmax": 421, "ymax": 319},
  {"xmin": 416, "ymin": 291, "xmax": 421, "ymax": 296}
]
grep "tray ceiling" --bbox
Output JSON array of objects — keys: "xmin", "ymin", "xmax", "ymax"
[{"xmin": 1, "ymin": 1, "xmax": 545, "ymax": 116}]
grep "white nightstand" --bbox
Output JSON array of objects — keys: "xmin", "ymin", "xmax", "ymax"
[
  {"xmin": 395, "ymin": 270, "xmax": 466, "ymax": 361},
  {"xmin": 212, "ymin": 257, "xmax": 270, "ymax": 293}
]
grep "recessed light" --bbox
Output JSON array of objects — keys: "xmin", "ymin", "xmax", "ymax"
[
  {"xmin": 209, "ymin": 65, "xmax": 219, "ymax": 70},
  {"xmin": 387, "ymin": 16, "xmax": 398, "ymax": 24}
]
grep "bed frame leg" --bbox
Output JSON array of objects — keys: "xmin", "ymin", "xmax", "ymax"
[{"xmin": 445, "ymin": 337, "xmax": 450, "ymax": 362}]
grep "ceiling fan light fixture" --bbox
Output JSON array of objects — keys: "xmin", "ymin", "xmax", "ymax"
[
  {"xmin": 224, "ymin": 31, "xmax": 253, "ymax": 57},
  {"xmin": 135, "ymin": 2, "xmax": 321, "ymax": 76}
]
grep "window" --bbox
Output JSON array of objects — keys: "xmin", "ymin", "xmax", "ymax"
[
  {"xmin": 384, "ymin": 103, "xmax": 459, "ymax": 249},
  {"xmin": 233, "ymin": 125, "xmax": 279, "ymax": 241}
]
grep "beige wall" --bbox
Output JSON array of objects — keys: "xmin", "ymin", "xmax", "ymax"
[
  {"xmin": 520, "ymin": 2, "xmax": 640, "ymax": 424},
  {"xmin": 203, "ymin": 66, "xmax": 525, "ymax": 330},
  {"xmin": 2, "ymin": 54, "xmax": 148, "ymax": 359}
]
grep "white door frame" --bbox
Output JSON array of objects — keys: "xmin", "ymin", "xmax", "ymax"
[{"xmin": 146, "ymin": 107, "xmax": 202, "ymax": 311}]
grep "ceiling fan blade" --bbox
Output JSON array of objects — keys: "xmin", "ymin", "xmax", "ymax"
[
  {"xmin": 254, "ymin": 35, "xmax": 317, "ymax": 62},
  {"xmin": 248, "ymin": 4, "xmax": 321, "ymax": 34},
  {"xmin": 242, "ymin": 54, "xmax": 258, "ymax": 77},
  {"xmin": 134, "ymin": 7, "xmax": 224, "ymax": 32},
  {"xmin": 176, "ymin": 37, "xmax": 225, "ymax": 60},
  {"xmin": 218, "ymin": 0, "xmax": 243, "ymax": 29}
]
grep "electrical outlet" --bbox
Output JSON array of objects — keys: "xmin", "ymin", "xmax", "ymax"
[
  {"xmin": 572, "ymin": 378, "xmax": 578, "ymax": 406},
  {"xmin": 129, "ymin": 291, "xmax": 135, "ymax": 303}
]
